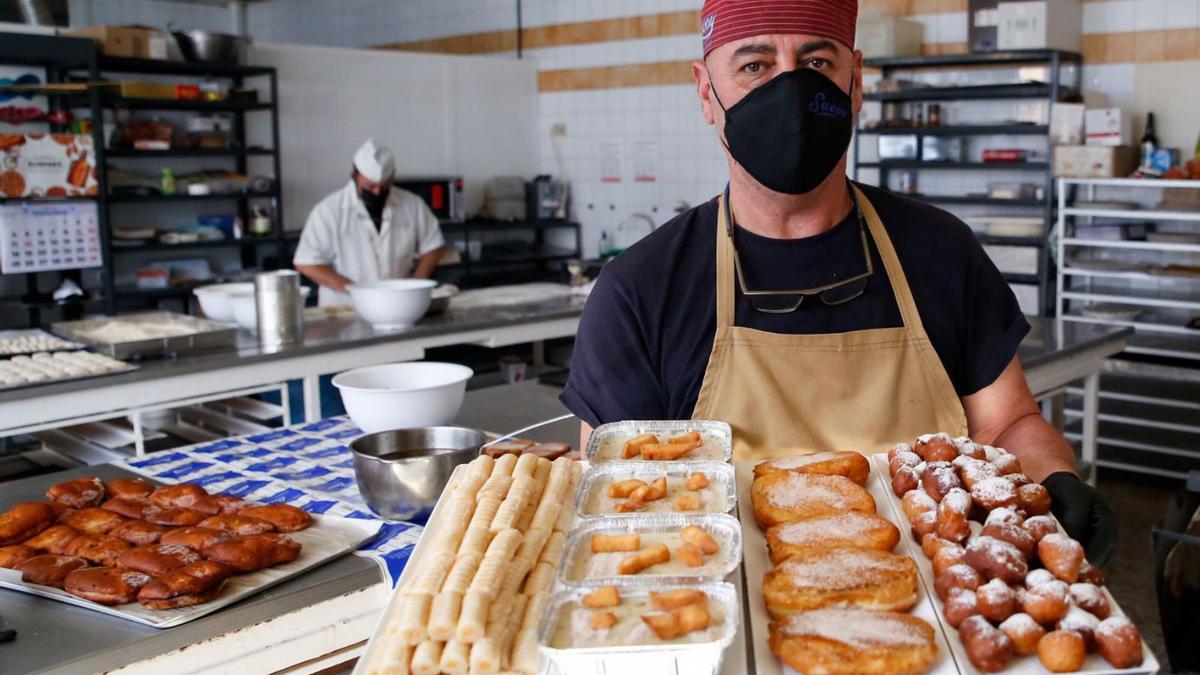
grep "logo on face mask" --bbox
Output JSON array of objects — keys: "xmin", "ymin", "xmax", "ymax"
[
  {"xmin": 809, "ymin": 92, "xmax": 849, "ymax": 119},
  {"xmin": 701, "ymin": 13, "xmax": 716, "ymax": 40}
]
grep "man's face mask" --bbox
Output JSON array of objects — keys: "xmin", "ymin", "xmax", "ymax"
[{"xmin": 711, "ymin": 66, "xmax": 855, "ymax": 195}]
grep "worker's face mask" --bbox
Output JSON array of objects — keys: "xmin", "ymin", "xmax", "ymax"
[
  {"xmin": 359, "ymin": 186, "xmax": 389, "ymax": 219},
  {"xmin": 711, "ymin": 67, "xmax": 855, "ymax": 195}
]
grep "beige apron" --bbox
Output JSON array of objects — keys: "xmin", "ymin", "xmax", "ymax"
[{"xmin": 692, "ymin": 185, "xmax": 968, "ymax": 460}]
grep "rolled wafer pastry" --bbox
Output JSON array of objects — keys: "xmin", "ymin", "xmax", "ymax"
[
  {"xmin": 513, "ymin": 452, "xmax": 539, "ymax": 478},
  {"xmin": 456, "ymin": 494, "xmax": 502, "ymax": 558},
  {"xmin": 479, "ymin": 475, "xmax": 513, "ymax": 501},
  {"xmin": 441, "ymin": 553, "xmax": 482, "ymax": 595},
  {"xmin": 397, "ymin": 593, "xmax": 434, "ymax": 645},
  {"xmin": 427, "ymin": 591, "xmax": 464, "ymax": 641},
  {"xmin": 510, "ymin": 629, "xmax": 539, "ymax": 675},
  {"xmin": 537, "ymin": 530, "xmax": 566, "ymax": 568},
  {"xmin": 470, "ymin": 636, "xmax": 501, "ymax": 673},
  {"xmin": 470, "ymin": 453, "xmax": 495, "ymax": 476},
  {"xmin": 529, "ymin": 485, "xmax": 565, "ymax": 533},
  {"xmin": 494, "ymin": 594, "xmax": 528, "ymax": 668},
  {"xmin": 520, "ymin": 591, "xmax": 550, "ymax": 633},
  {"xmin": 487, "ymin": 588, "xmax": 518, "ymax": 627},
  {"xmin": 469, "ymin": 528, "xmax": 523, "ymax": 598},
  {"xmin": 516, "ymin": 461, "xmax": 551, "ymax": 532},
  {"xmin": 409, "ymin": 550, "xmax": 455, "ymax": 592},
  {"xmin": 439, "ymin": 639, "xmax": 470, "ymax": 673},
  {"xmin": 490, "ymin": 475, "xmax": 534, "ymax": 533},
  {"xmin": 554, "ymin": 499, "xmax": 574, "ymax": 533},
  {"xmin": 373, "ymin": 639, "xmax": 413, "ymax": 675},
  {"xmin": 523, "ymin": 561, "xmax": 556, "ymax": 596},
  {"xmin": 409, "ymin": 640, "xmax": 443, "ymax": 675},
  {"xmin": 452, "ymin": 465, "xmax": 491, "ymax": 503},
  {"xmin": 456, "ymin": 591, "xmax": 491, "ymax": 642},
  {"xmin": 504, "ymin": 527, "xmax": 550, "ymax": 595},
  {"xmin": 533, "ymin": 457, "xmax": 552, "ymax": 486},
  {"xmin": 491, "ymin": 454, "xmax": 518, "ymax": 477}
]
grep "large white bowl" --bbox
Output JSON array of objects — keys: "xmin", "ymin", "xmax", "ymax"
[
  {"xmin": 332, "ymin": 362, "xmax": 474, "ymax": 434},
  {"xmin": 194, "ymin": 282, "xmax": 253, "ymax": 323},
  {"xmin": 348, "ymin": 279, "xmax": 437, "ymax": 330},
  {"xmin": 229, "ymin": 287, "xmax": 310, "ymax": 332}
]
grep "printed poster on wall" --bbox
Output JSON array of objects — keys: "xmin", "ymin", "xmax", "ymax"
[
  {"xmin": 632, "ymin": 139, "xmax": 657, "ymax": 183},
  {"xmin": 600, "ymin": 141, "xmax": 621, "ymax": 183}
]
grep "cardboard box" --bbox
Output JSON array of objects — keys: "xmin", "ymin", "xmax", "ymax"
[
  {"xmin": 117, "ymin": 81, "xmax": 177, "ymax": 99},
  {"xmin": 64, "ymin": 25, "xmax": 171, "ymax": 60},
  {"xmin": 969, "ymin": 0, "xmax": 1000, "ymax": 52},
  {"xmin": 1053, "ymin": 145, "xmax": 1138, "ymax": 178},
  {"xmin": 857, "ymin": 14, "xmax": 924, "ymax": 58},
  {"xmin": 997, "ymin": 0, "xmax": 1081, "ymax": 51},
  {"xmin": 1051, "ymin": 103, "xmax": 1085, "ymax": 145},
  {"xmin": 1085, "ymin": 108, "xmax": 1131, "ymax": 146},
  {"xmin": 0, "ymin": 134, "xmax": 98, "ymax": 198}
]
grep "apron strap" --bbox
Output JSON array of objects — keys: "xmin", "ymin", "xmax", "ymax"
[
  {"xmin": 850, "ymin": 184, "xmax": 927, "ymax": 333},
  {"xmin": 715, "ymin": 191, "xmax": 736, "ymax": 329},
  {"xmin": 714, "ymin": 184, "xmax": 930, "ymax": 334}
]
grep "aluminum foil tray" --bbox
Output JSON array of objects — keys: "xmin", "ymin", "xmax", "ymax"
[
  {"xmin": 586, "ymin": 420, "xmax": 732, "ymax": 464},
  {"xmin": 574, "ymin": 461, "xmax": 736, "ymax": 520},
  {"xmin": 52, "ymin": 311, "xmax": 237, "ymax": 359}
]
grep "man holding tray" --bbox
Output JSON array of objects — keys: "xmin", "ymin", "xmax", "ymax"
[{"xmin": 560, "ymin": 0, "xmax": 1117, "ymax": 566}]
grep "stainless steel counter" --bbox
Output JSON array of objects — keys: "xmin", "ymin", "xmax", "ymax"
[{"xmin": 0, "ymin": 295, "xmax": 585, "ymax": 437}]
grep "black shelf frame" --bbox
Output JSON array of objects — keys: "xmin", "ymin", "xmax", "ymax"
[
  {"xmin": 71, "ymin": 53, "xmax": 285, "ymax": 315},
  {"xmin": 436, "ymin": 219, "xmax": 582, "ymax": 288},
  {"xmin": 853, "ymin": 49, "xmax": 1083, "ymax": 316}
]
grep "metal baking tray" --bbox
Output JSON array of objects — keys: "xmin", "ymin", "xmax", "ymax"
[
  {"xmin": 559, "ymin": 513, "xmax": 741, "ymax": 587},
  {"xmin": 0, "ymin": 328, "xmax": 86, "ymax": 356},
  {"xmin": 868, "ymin": 454, "xmax": 1161, "ymax": 675},
  {"xmin": 52, "ymin": 311, "xmax": 238, "ymax": 359},
  {"xmin": 586, "ymin": 420, "xmax": 732, "ymax": 464},
  {"xmin": 0, "ymin": 507, "xmax": 380, "ymax": 629},
  {"xmin": 574, "ymin": 461, "xmax": 736, "ymax": 520},
  {"xmin": 537, "ymin": 580, "xmax": 739, "ymax": 675}
]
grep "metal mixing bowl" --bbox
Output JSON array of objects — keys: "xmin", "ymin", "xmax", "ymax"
[{"xmin": 349, "ymin": 426, "xmax": 485, "ymax": 521}]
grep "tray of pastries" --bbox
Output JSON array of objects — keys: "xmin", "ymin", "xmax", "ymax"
[
  {"xmin": 877, "ymin": 433, "xmax": 1158, "ymax": 674},
  {"xmin": 537, "ymin": 580, "xmax": 739, "ymax": 674},
  {"xmin": 559, "ymin": 514, "xmax": 741, "ymax": 586},
  {"xmin": 573, "ymin": 461, "xmax": 735, "ymax": 519},
  {"xmin": 737, "ymin": 449, "xmax": 958, "ymax": 675},
  {"xmin": 0, "ymin": 473, "xmax": 379, "ymax": 628},
  {"xmin": 0, "ymin": 351, "xmax": 133, "ymax": 390},
  {"xmin": 0, "ymin": 329, "xmax": 85, "ymax": 357},
  {"xmin": 355, "ymin": 453, "xmax": 582, "ymax": 675},
  {"xmin": 586, "ymin": 421, "xmax": 732, "ymax": 464}
]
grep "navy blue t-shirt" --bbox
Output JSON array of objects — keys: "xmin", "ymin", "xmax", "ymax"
[{"xmin": 560, "ymin": 183, "xmax": 1030, "ymax": 427}]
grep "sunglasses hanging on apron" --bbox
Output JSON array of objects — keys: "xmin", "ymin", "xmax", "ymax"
[{"xmin": 691, "ymin": 184, "xmax": 969, "ymax": 461}]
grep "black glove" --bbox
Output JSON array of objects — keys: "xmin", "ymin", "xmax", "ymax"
[{"xmin": 1042, "ymin": 471, "xmax": 1118, "ymax": 568}]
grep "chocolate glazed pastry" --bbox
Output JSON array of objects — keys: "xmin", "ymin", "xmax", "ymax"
[
  {"xmin": 138, "ymin": 560, "xmax": 232, "ymax": 610},
  {"xmin": 15, "ymin": 554, "xmax": 89, "ymax": 588},
  {"xmin": 45, "ymin": 476, "xmax": 106, "ymax": 509},
  {"xmin": 64, "ymin": 567, "xmax": 153, "ymax": 605},
  {"xmin": 205, "ymin": 534, "xmax": 301, "ymax": 573},
  {"xmin": 0, "ymin": 502, "xmax": 56, "ymax": 545}
]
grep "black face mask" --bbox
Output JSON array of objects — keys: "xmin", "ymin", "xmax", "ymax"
[
  {"xmin": 359, "ymin": 187, "xmax": 389, "ymax": 225},
  {"xmin": 712, "ymin": 67, "xmax": 855, "ymax": 195}
]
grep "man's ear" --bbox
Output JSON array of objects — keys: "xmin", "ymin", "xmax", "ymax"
[
  {"xmin": 692, "ymin": 60, "xmax": 716, "ymax": 126},
  {"xmin": 852, "ymin": 49, "xmax": 864, "ymax": 115}
]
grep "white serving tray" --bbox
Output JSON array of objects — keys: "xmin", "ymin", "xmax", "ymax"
[
  {"xmin": 0, "ymin": 513, "xmax": 379, "ymax": 629},
  {"xmin": 868, "ymin": 454, "xmax": 1160, "ymax": 675},
  {"xmin": 735, "ymin": 458, "xmax": 960, "ymax": 675}
]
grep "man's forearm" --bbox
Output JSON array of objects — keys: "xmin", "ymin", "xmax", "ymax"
[
  {"xmin": 295, "ymin": 264, "xmax": 352, "ymax": 294},
  {"xmin": 980, "ymin": 412, "xmax": 1078, "ymax": 483},
  {"xmin": 412, "ymin": 248, "xmax": 443, "ymax": 279}
]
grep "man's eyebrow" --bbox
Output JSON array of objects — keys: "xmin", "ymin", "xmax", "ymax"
[
  {"xmin": 798, "ymin": 39, "xmax": 839, "ymax": 56},
  {"xmin": 729, "ymin": 43, "xmax": 776, "ymax": 61}
]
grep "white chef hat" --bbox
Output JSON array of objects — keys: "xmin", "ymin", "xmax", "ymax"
[{"xmin": 352, "ymin": 138, "xmax": 395, "ymax": 183}]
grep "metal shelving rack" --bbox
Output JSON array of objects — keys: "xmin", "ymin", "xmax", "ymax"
[
  {"xmin": 436, "ymin": 218, "xmax": 582, "ymax": 288},
  {"xmin": 853, "ymin": 49, "xmax": 1083, "ymax": 316},
  {"xmin": 70, "ymin": 54, "xmax": 284, "ymax": 313},
  {"xmin": 1056, "ymin": 177, "xmax": 1200, "ymax": 477}
]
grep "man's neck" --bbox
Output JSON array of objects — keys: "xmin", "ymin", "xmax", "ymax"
[{"xmin": 727, "ymin": 160, "xmax": 853, "ymax": 240}]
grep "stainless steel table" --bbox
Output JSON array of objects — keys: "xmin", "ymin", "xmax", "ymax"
[{"xmin": 0, "ymin": 294, "xmax": 584, "ymax": 443}]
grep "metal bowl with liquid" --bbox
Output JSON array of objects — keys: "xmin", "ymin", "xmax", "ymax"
[{"xmin": 349, "ymin": 426, "xmax": 485, "ymax": 521}]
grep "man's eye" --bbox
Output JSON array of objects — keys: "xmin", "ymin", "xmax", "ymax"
[
  {"xmin": 806, "ymin": 58, "xmax": 829, "ymax": 69},
  {"xmin": 742, "ymin": 62, "xmax": 762, "ymax": 73}
]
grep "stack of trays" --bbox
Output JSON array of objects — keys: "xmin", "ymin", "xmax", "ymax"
[{"xmin": 537, "ymin": 421, "xmax": 741, "ymax": 675}]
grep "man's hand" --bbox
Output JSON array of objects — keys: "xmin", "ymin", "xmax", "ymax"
[
  {"xmin": 1042, "ymin": 472, "xmax": 1118, "ymax": 568},
  {"xmin": 294, "ymin": 263, "xmax": 353, "ymax": 295}
]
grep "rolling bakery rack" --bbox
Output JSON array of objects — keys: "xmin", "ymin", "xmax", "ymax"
[{"xmin": 853, "ymin": 49, "xmax": 1083, "ymax": 316}]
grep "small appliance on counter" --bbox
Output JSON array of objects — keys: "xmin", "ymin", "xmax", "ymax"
[
  {"xmin": 394, "ymin": 176, "xmax": 465, "ymax": 222},
  {"xmin": 526, "ymin": 175, "xmax": 568, "ymax": 220},
  {"xmin": 481, "ymin": 176, "xmax": 527, "ymax": 220}
]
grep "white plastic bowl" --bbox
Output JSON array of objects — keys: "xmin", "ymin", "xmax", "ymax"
[
  {"xmin": 332, "ymin": 362, "xmax": 474, "ymax": 434},
  {"xmin": 229, "ymin": 287, "xmax": 310, "ymax": 332},
  {"xmin": 348, "ymin": 279, "xmax": 437, "ymax": 330},
  {"xmin": 194, "ymin": 282, "xmax": 254, "ymax": 323}
]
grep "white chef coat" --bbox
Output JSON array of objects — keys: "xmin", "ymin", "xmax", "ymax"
[{"xmin": 294, "ymin": 181, "xmax": 446, "ymax": 306}]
